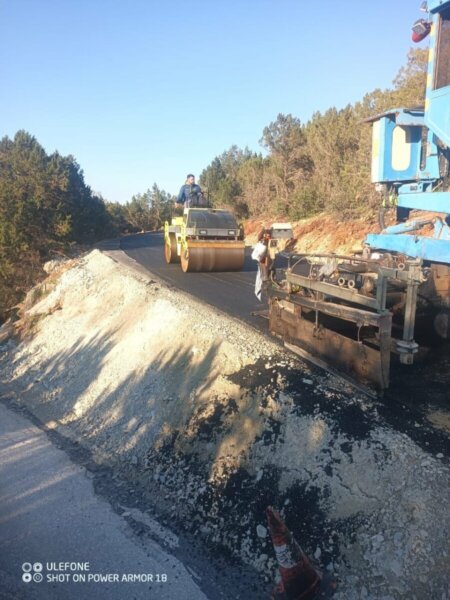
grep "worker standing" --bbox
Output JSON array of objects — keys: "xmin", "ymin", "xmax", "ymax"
[{"xmin": 251, "ymin": 227, "xmax": 271, "ymax": 301}]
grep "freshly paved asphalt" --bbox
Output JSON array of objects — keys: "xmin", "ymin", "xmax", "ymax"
[{"xmin": 120, "ymin": 233, "xmax": 266, "ymax": 328}]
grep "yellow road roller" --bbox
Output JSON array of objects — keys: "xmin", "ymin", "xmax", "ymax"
[{"xmin": 164, "ymin": 208, "xmax": 245, "ymax": 272}]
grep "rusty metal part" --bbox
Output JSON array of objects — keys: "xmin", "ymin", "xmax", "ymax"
[
  {"xmin": 268, "ymin": 294, "xmax": 392, "ymax": 391},
  {"xmin": 284, "ymin": 342, "xmax": 377, "ymax": 399},
  {"xmin": 267, "ymin": 251, "xmax": 438, "ymax": 387},
  {"xmin": 181, "ymin": 241, "xmax": 245, "ymax": 273},
  {"xmin": 432, "ymin": 264, "xmax": 450, "ymax": 301}
]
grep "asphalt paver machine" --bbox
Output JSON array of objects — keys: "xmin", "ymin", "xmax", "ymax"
[{"xmin": 267, "ymin": 1, "xmax": 450, "ymax": 391}]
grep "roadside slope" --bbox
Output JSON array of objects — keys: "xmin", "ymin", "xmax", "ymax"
[{"xmin": 1, "ymin": 249, "xmax": 449, "ymax": 600}]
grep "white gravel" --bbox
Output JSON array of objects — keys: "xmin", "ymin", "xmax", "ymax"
[{"xmin": 1, "ymin": 249, "xmax": 449, "ymax": 600}]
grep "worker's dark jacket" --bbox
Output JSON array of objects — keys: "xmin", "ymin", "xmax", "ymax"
[{"xmin": 177, "ymin": 184, "xmax": 202, "ymax": 205}]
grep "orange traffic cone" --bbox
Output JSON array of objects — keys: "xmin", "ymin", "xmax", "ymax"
[{"xmin": 266, "ymin": 506, "xmax": 321, "ymax": 600}]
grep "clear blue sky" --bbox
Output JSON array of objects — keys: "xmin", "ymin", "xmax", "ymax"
[{"xmin": 1, "ymin": 0, "xmax": 427, "ymax": 203}]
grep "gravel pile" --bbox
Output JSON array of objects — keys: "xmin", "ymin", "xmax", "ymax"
[{"xmin": 1, "ymin": 249, "xmax": 449, "ymax": 599}]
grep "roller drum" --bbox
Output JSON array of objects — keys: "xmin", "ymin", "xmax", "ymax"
[{"xmin": 181, "ymin": 245, "xmax": 245, "ymax": 272}]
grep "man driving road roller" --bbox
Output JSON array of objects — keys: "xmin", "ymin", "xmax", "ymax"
[
  {"xmin": 166, "ymin": 173, "xmax": 245, "ymax": 271},
  {"xmin": 177, "ymin": 174, "xmax": 203, "ymax": 208}
]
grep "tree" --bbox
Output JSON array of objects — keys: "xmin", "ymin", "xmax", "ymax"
[
  {"xmin": 0, "ymin": 130, "xmax": 113, "ymax": 320},
  {"xmin": 105, "ymin": 201, "xmax": 130, "ymax": 234},
  {"xmin": 392, "ymin": 48, "xmax": 428, "ymax": 107},
  {"xmin": 260, "ymin": 113, "xmax": 313, "ymax": 212},
  {"xmin": 124, "ymin": 194, "xmax": 153, "ymax": 231},
  {"xmin": 236, "ymin": 155, "xmax": 271, "ymax": 217},
  {"xmin": 148, "ymin": 183, "xmax": 174, "ymax": 229},
  {"xmin": 124, "ymin": 184, "xmax": 174, "ymax": 232},
  {"xmin": 199, "ymin": 146, "xmax": 255, "ymax": 215}
]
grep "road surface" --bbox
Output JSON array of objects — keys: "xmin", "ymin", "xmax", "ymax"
[
  {"xmin": 0, "ymin": 401, "xmax": 210, "ymax": 600},
  {"xmin": 120, "ymin": 232, "xmax": 265, "ymax": 328}
]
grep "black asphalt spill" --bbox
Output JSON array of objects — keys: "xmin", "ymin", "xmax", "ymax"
[
  {"xmin": 139, "ymin": 348, "xmax": 449, "ymax": 594},
  {"xmin": 227, "ymin": 356, "xmax": 378, "ymax": 443},
  {"xmin": 228, "ymin": 351, "xmax": 450, "ymax": 457},
  {"xmin": 194, "ymin": 398, "xmax": 239, "ymax": 438},
  {"xmin": 378, "ymin": 344, "xmax": 450, "ymax": 456}
]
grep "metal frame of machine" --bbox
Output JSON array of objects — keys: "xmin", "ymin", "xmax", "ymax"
[
  {"xmin": 267, "ymin": 2, "xmax": 450, "ymax": 391},
  {"xmin": 268, "ymin": 253, "xmax": 427, "ymax": 390}
]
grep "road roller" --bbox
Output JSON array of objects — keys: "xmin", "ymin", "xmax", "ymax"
[{"xmin": 164, "ymin": 207, "xmax": 245, "ymax": 272}]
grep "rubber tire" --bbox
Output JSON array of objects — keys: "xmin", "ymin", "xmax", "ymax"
[{"xmin": 164, "ymin": 233, "xmax": 179, "ymax": 264}]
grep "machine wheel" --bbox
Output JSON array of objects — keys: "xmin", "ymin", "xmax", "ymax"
[
  {"xmin": 164, "ymin": 233, "xmax": 179, "ymax": 264},
  {"xmin": 180, "ymin": 247, "xmax": 191, "ymax": 272}
]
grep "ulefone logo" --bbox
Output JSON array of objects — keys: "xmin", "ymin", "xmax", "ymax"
[{"xmin": 22, "ymin": 562, "xmax": 43, "ymax": 583}]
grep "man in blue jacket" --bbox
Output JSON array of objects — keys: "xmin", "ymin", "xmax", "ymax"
[{"xmin": 177, "ymin": 174, "xmax": 203, "ymax": 208}]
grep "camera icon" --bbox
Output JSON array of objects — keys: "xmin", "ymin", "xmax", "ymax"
[{"xmin": 21, "ymin": 562, "xmax": 43, "ymax": 583}]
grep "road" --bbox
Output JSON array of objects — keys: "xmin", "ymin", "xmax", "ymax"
[
  {"xmin": 0, "ymin": 401, "xmax": 209, "ymax": 600},
  {"xmin": 120, "ymin": 232, "xmax": 265, "ymax": 328}
]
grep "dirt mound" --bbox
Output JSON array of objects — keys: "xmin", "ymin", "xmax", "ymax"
[
  {"xmin": 1, "ymin": 250, "xmax": 449, "ymax": 600},
  {"xmin": 244, "ymin": 213, "xmax": 377, "ymax": 255}
]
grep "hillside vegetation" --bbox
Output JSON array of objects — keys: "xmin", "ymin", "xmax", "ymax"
[
  {"xmin": 200, "ymin": 49, "xmax": 427, "ymax": 219},
  {"xmin": 0, "ymin": 135, "xmax": 173, "ymax": 320},
  {"xmin": 0, "ymin": 49, "xmax": 427, "ymax": 321}
]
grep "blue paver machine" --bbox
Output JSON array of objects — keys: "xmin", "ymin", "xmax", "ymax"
[
  {"xmin": 365, "ymin": 0, "xmax": 450, "ymax": 356},
  {"xmin": 267, "ymin": 2, "xmax": 450, "ymax": 391}
]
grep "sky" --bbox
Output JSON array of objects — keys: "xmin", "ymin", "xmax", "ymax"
[{"xmin": 1, "ymin": 0, "xmax": 428, "ymax": 203}]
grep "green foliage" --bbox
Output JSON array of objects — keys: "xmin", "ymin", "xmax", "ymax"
[
  {"xmin": 198, "ymin": 48, "xmax": 428, "ymax": 221},
  {"xmin": 105, "ymin": 201, "xmax": 130, "ymax": 233},
  {"xmin": 199, "ymin": 146, "xmax": 256, "ymax": 217},
  {"xmin": 124, "ymin": 184, "xmax": 175, "ymax": 232},
  {"xmin": 0, "ymin": 131, "xmax": 113, "ymax": 319},
  {"xmin": 392, "ymin": 48, "xmax": 428, "ymax": 107},
  {"xmin": 0, "ymin": 131, "xmax": 175, "ymax": 320}
]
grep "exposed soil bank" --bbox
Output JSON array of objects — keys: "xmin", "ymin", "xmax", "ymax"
[
  {"xmin": 1, "ymin": 250, "xmax": 449, "ymax": 600},
  {"xmin": 244, "ymin": 213, "xmax": 375, "ymax": 254},
  {"xmin": 243, "ymin": 210, "xmax": 446, "ymax": 255}
]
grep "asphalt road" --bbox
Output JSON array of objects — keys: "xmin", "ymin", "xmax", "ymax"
[
  {"xmin": 0, "ymin": 402, "xmax": 208, "ymax": 600},
  {"xmin": 120, "ymin": 233, "xmax": 265, "ymax": 328}
]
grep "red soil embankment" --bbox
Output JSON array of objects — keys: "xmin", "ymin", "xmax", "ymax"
[{"xmin": 244, "ymin": 213, "xmax": 377, "ymax": 255}]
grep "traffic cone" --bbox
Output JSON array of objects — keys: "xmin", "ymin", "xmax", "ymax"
[{"xmin": 266, "ymin": 506, "xmax": 321, "ymax": 600}]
